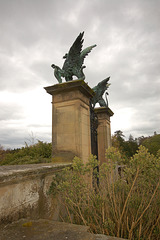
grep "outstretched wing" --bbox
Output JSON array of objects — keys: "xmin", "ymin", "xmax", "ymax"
[
  {"xmin": 93, "ymin": 77, "xmax": 110, "ymax": 94},
  {"xmin": 80, "ymin": 44, "xmax": 96, "ymax": 67},
  {"xmin": 62, "ymin": 32, "xmax": 84, "ymax": 72}
]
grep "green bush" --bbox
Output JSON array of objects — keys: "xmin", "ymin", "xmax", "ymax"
[
  {"xmin": 49, "ymin": 146, "xmax": 160, "ymax": 240},
  {"xmin": 0, "ymin": 141, "xmax": 52, "ymax": 165},
  {"xmin": 142, "ymin": 134, "xmax": 160, "ymax": 156}
]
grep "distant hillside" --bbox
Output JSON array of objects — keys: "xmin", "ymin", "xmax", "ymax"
[{"xmin": 141, "ymin": 134, "xmax": 160, "ymax": 156}]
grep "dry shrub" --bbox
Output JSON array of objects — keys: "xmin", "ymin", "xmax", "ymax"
[{"xmin": 49, "ymin": 146, "xmax": 160, "ymax": 240}]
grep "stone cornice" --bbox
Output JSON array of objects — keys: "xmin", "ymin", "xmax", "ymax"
[
  {"xmin": 94, "ymin": 107, "xmax": 114, "ymax": 117},
  {"xmin": 44, "ymin": 80, "xmax": 95, "ymax": 98}
]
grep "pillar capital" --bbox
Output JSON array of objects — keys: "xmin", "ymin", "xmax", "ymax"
[
  {"xmin": 44, "ymin": 79, "xmax": 94, "ymax": 99},
  {"xmin": 94, "ymin": 107, "xmax": 114, "ymax": 118}
]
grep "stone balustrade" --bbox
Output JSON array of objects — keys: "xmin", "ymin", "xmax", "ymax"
[{"xmin": 0, "ymin": 163, "xmax": 71, "ymax": 223}]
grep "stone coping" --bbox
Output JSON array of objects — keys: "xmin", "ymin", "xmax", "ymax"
[
  {"xmin": 94, "ymin": 107, "xmax": 114, "ymax": 117},
  {"xmin": 44, "ymin": 79, "xmax": 95, "ymax": 98},
  {"xmin": 0, "ymin": 163, "xmax": 71, "ymax": 185},
  {"xmin": 0, "ymin": 219, "xmax": 127, "ymax": 240}
]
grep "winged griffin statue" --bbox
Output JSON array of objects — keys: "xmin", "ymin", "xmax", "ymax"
[
  {"xmin": 51, "ymin": 32, "xmax": 96, "ymax": 83},
  {"xmin": 91, "ymin": 77, "xmax": 110, "ymax": 108}
]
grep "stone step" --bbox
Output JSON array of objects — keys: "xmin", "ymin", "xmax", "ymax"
[{"xmin": 0, "ymin": 219, "xmax": 126, "ymax": 240}]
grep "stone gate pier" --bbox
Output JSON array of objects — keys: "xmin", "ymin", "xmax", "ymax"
[
  {"xmin": 45, "ymin": 80, "xmax": 114, "ymax": 164},
  {"xmin": 44, "ymin": 80, "xmax": 94, "ymax": 164},
  {"xmin": 95, "ymin": 107, "xmax": 114, "ymax": 164}
]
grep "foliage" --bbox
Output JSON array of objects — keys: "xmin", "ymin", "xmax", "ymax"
[
  {"xmin": 112, "ymin": 130, "xmax": 125, "ymax": 150},
  {"xmin": 112, "ymin": 131, "xmax": 138, "ymax": 160},
  {"xmin": 49, "ymin": 147, "xmax": 160, "ymax": 240},
  {"xmin": 0, "ymin": 141, "xmax": 52, "ymax": 165},
  {"xmin": 141, "ymin": 134, "xmax": 160, "ymax": 156},
  {"xmin": 0, "ymin": 145, "xmax": 5, "ymax": 162},
  {"xmin": 112, "ymin": 130, "xmax": 160, "ymax": 159},
  {"xmin": 123, "ymin": 137, "xmax": 139, "ymax": 158}
]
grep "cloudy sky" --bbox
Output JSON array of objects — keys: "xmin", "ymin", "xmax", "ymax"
[{"xmin": 0, "ymin": 0, "xmax": 160, "ymax": 149}]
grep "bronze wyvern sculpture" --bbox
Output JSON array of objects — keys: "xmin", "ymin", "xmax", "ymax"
[
  {"xmin": 51, "ymin": 32, "xmax": 96, "ymax": 83},
  {"xmin": 91, "ymin": 77, "xmax": 110, "ymax": 108}
]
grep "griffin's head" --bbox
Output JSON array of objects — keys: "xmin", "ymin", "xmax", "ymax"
[
  {"xmin": 63, "ymin": 53, "xmax": 68, "ymax": 59},
  {"xmin": 106, "ymin": 83, "xmax": 111, "ymax": 89},
  {"xmin": 51, "ymin": 64, "xmax": 56, "ymax": 69}
]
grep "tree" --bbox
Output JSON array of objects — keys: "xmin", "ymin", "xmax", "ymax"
[
  {"xmin": 136, "ymin": 136, "xmax": 148, "ymax": 145},
  {"xmin": 114, "ymin": 130, "xmax": 125, "ymax": 141},
  {"xmin": 112, "ymin": 130, "xmax": 125, "ymax": 151},
  {"xmin": 128, "ymin": 134, "xmax": 134, "ymax": 142},
  {"xmin": 0, "ymin": 145, "xmax": 5, "ymax": 162},
  {"xmin": 112, "ymin": 131, "xmax": 138, "ymax": 159},
  {"xmin": 123, "ymin": 135, "xmax": 138, "ymax": 158},
  {"xmin": 141, "ymin": 134, "xmax": 160, "ymax": 156}
]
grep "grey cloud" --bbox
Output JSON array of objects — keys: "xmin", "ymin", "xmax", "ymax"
[
  {"xmin": 0, "ymin": 122, "xmax": 51, "ymax": 149},
  {"xmin": 30, "ymin": 61, "xmax": 53, "ymax": 84},
  {"xmin": 0, "ymin": 103, "xmax": 24, "ymax": 121},
  {"xmin": 0, "ymin": 123, "xmax": 26, "ymax": 149},
  {"xmin": 0, "ymin": 0, "xmax": 160, "ymax": 148},
  {"xmin": 27, "ymin": 123, "xmax": 51, "ymax": 128}
]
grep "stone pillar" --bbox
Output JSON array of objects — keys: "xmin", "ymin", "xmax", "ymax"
[
  {"xmin": 94, "ymin": 107, "xmax": 114, "ymax": 164},
  {"xmin": 44, "ymin": 80, "xmax": 94, "ymax": 164}
]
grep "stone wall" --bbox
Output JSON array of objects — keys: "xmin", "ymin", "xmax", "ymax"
[{"xmin": 0, "ymin": 163, "xmax": 71, "ymax": 224}]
